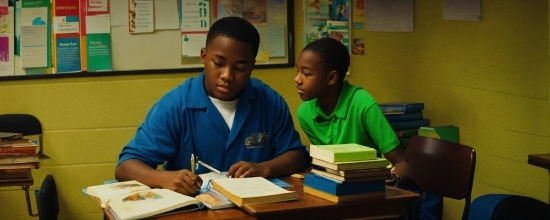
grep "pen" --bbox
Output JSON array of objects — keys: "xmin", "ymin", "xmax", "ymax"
[
  {"xmin": 190, "ymin": 154, "xmax": 196, "ymax": 174},
  {"xmin": 197, "ymin": 160, "xmax": 228, "ymax": 177}
]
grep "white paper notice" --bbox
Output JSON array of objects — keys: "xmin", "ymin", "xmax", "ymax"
[
  {"xmin": 267, "ymin": 24, "xmax": 285, "ymax": 57},
  {"xmin": 181, "ymin": 32, "xmax": 206, "ymax": 57},
  {"xmin": 110, "ymin": 0, "xmax": 127, "ymax": 26},
  {"xmin": 154, "ymin": 0, "xmax": 179, "ymax": 30},
  {"xmin": 129, "ymin": 0, "xmax": 154, "ymax": 33},
  {"xmin": 366, "ymin": 0, "xmax": 413, "ymax": 32},
  {"xmin": 181, "ymin": 0, "xmax": 209, "ymax": 32},
  {"xmin": 443, "ymin": 0, "xmax": 481, "ymax": 21},
  {"xmin": 86, "ymin": 14, "xmax": 111, "ymax": 34},
  {"xmin": 88, "ymin": 0, "xmax": 109, "ymax": 12},
  {"xmin": 20, "ymin": 5, "xmax": 48, "ymax": 68},
  {"xmin": 20, "ymin": 25, "xmax": 47, "ymax": 68}
]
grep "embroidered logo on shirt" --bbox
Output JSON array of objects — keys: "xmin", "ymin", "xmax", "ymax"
[{"xmin": 245, "ymin": 132, "xmax": 268, "ymax": 148}]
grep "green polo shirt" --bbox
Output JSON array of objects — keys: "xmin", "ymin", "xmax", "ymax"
[{"xmin": 297, "ymin": 80, "xmax": 399, "ymax": 154}]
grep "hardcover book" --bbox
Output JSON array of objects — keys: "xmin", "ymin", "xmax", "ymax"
[
  {"xmin": 304, "ymin": 173, "xmax": 386, "ymax": 196},
  {"xmin": 311, "ymin": 168, "xmax": 391, "ymax": 183},
  {"xmin": 312, "ymin": 165, "xmax": 392, "ymax": 178},
  {"xmin": 385, "ymin": 111, "xmax": 423, "ymax": 122},
  {"xmin": 211, "ymin": 177, "xmax": 298, "ymax": 207},
  {"xmin": 418, "ymin": 125, "xmax": 459, "ymax": 143},
  {"xmin": 310, "ymin": 143, "xmax": 377, "ymax": 163},
  {"xmin": 379, "ymin": 102, "xmax": 425, "ymax": 114},
  {"xmin": 304, "ymin": 186, "xmax": 385, "ymax": 203},
  {"xmin": 86, "ymin": 180, "xmax": 202, "ymax": 220},
  {"xmin": 0, "ymin": 155, "xmax": 39, "ymax": 164},
  {"xmin": 0, "ymin": 162, "xmax": 39, "ymax": 170},
  {"xmin": 389, "ymin": 119, "xmax": 430, "ymax": 130},
  {"xmin": 312, "ymin": 158, "xmax": 390, "ymax": 171}
]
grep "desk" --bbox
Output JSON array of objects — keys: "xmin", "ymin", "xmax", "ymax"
[
  {"xmin": 101, "ymin": 177, "xmax": 419, "ymax": 220},
  {"xmin": 527, "ymin": 153, "xmax": 550, "ymax": 202},
  {"xmin": 0, "ymin": 169, "xmax": 37, "ymax": 217},
  {"xmin": 528, "ymin": 154, "xmax": 550, "ymax": 171}
]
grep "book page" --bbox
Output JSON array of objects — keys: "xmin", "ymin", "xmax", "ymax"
[
  {"xmin": 86, "ymin": 180, "xmax": 150, "ymax": 208},
  {"xmin": 199, "ymin": 171, "xmax": 227, "ymax": 189},
  {"xmin": 213, "ymin": 177, "xmax": 292, "ymax": 198},
  {"xmin": 108, "ymin": 188, "xmax": 200, "ymax": 220}
]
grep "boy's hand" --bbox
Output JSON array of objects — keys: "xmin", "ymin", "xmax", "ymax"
[
  {"xmin": 159, "ymin": 169, "xmax": 203, "ymax": 196},
  {"xmin": 228, "ymin": 161, "xmax": 266, "ymax": 178}
]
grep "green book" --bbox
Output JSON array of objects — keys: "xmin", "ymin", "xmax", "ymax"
[
  {"xmin": 418, "ymin": 125, "xmax": 459, "ymax": 143},
  {"xmin": 310, "ymin": 144, "xmax": 377, "ymax": 163}
]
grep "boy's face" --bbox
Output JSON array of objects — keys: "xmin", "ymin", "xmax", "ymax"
[
  {"xmin": 201, "ymin": 36, "xmax": 256, "ymax": 101},
  {"xmin": 295, "ymin": 50, "xmax": 331, "ymax": 101}
]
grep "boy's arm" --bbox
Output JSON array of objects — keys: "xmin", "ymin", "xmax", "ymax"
[
  {"xmin": 228, "ymin": 150, "xmax": 306, "ymax": 178},
  {"xmin": 116, "ymin": 159, "xmax": 202, "ymax": 196},
  {"xmin": 384, "ymin": 148, "xmax": 409, "ymax": 181}
]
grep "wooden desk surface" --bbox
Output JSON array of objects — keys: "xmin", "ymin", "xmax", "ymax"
[
  {"xmin": 528, "ymin": 153, "xmax": 550, "ymax": 170},
  {"xmin": 103, "ymin": 177, "xmax": 419, "ymax": 220},
  {"xmin": 242, "ymin": 177, "xmax": 419, "ymax": 220}
]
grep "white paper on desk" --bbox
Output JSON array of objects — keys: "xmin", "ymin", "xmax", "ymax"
[
  {"xmin": 443, "ymin": 0, "xmax": 481, "ymax": 21},
  {"xmin": 154, "ymin": 0, "xmax": 179, "ymax": 30},
  {"xmin": 365, "ymin": 0, "xmax": 413, "ymax": 32}
]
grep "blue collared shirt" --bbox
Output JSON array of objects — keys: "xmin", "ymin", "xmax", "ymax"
[{"xmin": 117, "ymin": 72, "xmax": 310, "ymax": 174}]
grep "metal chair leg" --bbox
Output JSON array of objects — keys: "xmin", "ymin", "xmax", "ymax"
[{"xmin": 22, "ymin": 186, "xmax": 39, "ymax": 217}]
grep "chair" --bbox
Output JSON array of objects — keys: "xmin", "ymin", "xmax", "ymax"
[
  {"xmin": 0, "ymin": 114, "xmax": 44, "ymax": 216},
  {"xmin": 35, "ymin": 175, "xmax": 59, "ymax": 220},
  {"xmin": 399, "ymin": 135, "xmax": 476, "ymax": 220},
  {"xmin": 468, "ymin": 194, "xmax": 550, "ymax": 219}
]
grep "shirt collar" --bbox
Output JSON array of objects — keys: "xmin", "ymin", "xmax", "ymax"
[{"xmin": 311, "ymin": 80, "xmax": 357, "ymax": 119}]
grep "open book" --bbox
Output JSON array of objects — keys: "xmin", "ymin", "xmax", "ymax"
[
  {"xmin": 211, "ymin": 177, "xmax": 298, "ymax": 206},
  {"xmin": 196, "ymin": 172, "xmax": 236, "ymax": 210},
  {"xmin": 86, "ymin": 180, "xmax": 202, "ymax": 220}
]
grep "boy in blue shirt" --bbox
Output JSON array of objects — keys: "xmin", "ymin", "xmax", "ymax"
[
  {"xmin": 294, "ymin": 38, "xmax": 407, "ymax": 179},
  {"xmin": 116, "ymin": 17, "xmax": 310, "ymax": 196}
]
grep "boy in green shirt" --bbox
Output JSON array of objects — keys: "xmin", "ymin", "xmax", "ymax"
[{"xmin": 295, "ymin": 38, "xmax": 407, "ymax": 179}]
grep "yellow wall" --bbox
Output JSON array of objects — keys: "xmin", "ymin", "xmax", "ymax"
[{"xmin": 0, "ymin": 1, "xmax": 549, "ymax": 219}]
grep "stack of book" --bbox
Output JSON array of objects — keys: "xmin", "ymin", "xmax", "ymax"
[
  {"xmin": 0, "ymin": 132, "xmax": 39, "ymax": 181},
  {"xmin": 304, "ymin": 144, "xmax": 391, "ymax": 203},
  {"xmin": 379, "ymin": 102, "xmax": 430, "ymax": 149}
]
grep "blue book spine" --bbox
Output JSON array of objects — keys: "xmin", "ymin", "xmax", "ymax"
[
  {"xmin": 389, "ymin": 119, "xmax": 431, "ymax": 130},
  {"xmin": 380, "ymin": 102, "xmax": 425, "ymax": 113},
  {"xmin": 304, "ymin": 174, "xmax": 386, "ymax": 195},
  {"xmin": 385, "ymin": 111, "xmax": 423, "ymax": 122}
]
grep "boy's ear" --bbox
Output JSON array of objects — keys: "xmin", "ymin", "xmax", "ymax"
[
  {"xmin": 327, "ymin": 70, "xmax": 339, "ymax": 86},
  {"xmin": 200, "ymin": 48, "xmax": 206, "ymax": 64}
]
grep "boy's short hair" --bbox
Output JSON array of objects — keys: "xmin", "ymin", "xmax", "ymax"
[
  {"xmin": 303, "ymin": 38, "xmax": 350, "ymax": 82},
  {"xmin": 206, "ymin": 17, "xmax": 260, "ymax": 57}
]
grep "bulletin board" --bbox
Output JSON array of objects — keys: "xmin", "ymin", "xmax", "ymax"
[{"xmin": 2, "ymin": 0, "xmax": 295, "ymax": 81}]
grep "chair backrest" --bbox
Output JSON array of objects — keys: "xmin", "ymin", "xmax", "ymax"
[
  {"xmin": 468, "ymin": 194, "xmax": 550, "ymax": 220},
  {"xmin": 35, "ymin": 175, "xmax": 59, "ymax": 220},
  {"xmin": 0, "ymin": 114, "xmax": 43, "ymax": 155},
  {"xmin": 405, "ymin": 135, "xmax": 476, "ymax": 219}
]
